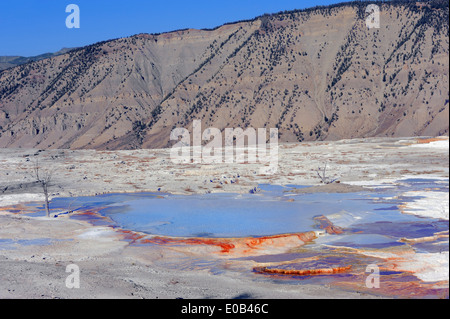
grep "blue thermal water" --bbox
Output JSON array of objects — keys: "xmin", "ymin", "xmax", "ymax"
[
  {"xmin": 79, "ymin": 191, "xmax": 397, "ymax": 238},
  {"xmin": 42, "ymin": 178, "xmax": 448, "ymax": 253},
  {"xmin": 0, "ymin": 238, "xmax": 55, "ymax": 250}
]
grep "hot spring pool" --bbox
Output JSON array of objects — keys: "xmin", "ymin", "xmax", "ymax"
[{"xmin": 45, "ymin": 180, "xmax": 449, "ymax": 249}]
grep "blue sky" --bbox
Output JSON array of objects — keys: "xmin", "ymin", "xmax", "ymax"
[{"xmin": 0, "ymin": 0, "xmax": 341, "ymax": 57}]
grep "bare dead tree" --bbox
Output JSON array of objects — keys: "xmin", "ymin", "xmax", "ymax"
[
  {"xmin": 316, "ymin": 163, "xmax": 339, "ymax": 184},
  {"xmin": 33, "ymin": 159, "xmax": 53, "ymax": 218}
]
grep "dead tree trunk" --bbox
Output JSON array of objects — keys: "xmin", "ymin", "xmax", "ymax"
[
  {"xmin": 34, "ymin": 160, "xmax": 52, "ymax": 218},
  {"xmin": 42, "ymin": 181, "xmax": 50, "ymax": 217},
  {"xmin": 316, "ymin": 163, "xmax": 339, "ymax": 184}
]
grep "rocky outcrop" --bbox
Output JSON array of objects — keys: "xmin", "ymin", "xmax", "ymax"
[{"xmin": 313, "ymin": 215, "xmax": 345, "ymax": 234}]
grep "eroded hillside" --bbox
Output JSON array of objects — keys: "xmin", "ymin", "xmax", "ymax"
[{"xmin": 0, "ymin": 1, "xmax": 448, "ymax": 150}]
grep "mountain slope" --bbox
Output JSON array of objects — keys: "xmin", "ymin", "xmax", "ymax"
[
  {"xmin": 0, "ymin": 48, "xmax": 76, "ymax": 71},
  {"xmin": 0, "ymin": 1, "xmax": 448, "ymax": 150}
]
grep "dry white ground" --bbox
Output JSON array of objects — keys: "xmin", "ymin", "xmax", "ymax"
[{"xmin": 0, "ymin": 136, "xmax": 448, "ymax": 299}]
